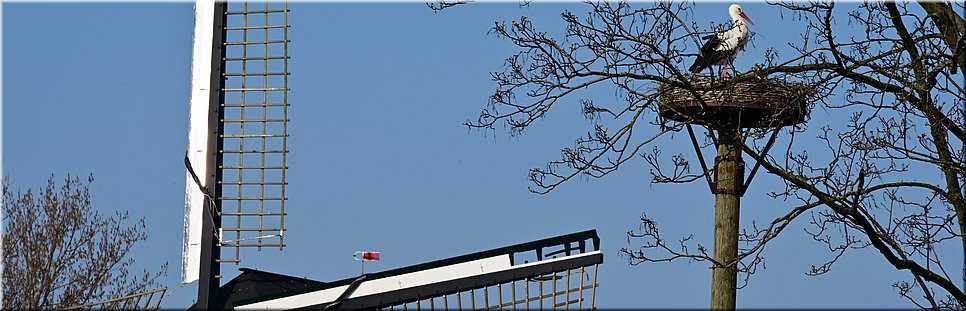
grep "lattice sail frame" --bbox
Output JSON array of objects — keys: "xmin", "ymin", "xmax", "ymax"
[
  {"xmin": 63, "ymin": 288, "xmax": 167, "ymax": 310},
  {"xmin": 217, "ymin": 0, "xmax": 291, "ymax": 264},
  {"xmin": 388, "ymin": 265, "xmax": 600, "ymax": 310}
]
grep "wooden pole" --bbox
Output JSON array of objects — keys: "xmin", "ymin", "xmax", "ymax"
[
  {"xmin": 657, "ymin": 79, "xmax": 809, "ymax": 310},
  {"xmin": 709, "ymin": 124, "xmax": 742, "ymax": 310}
]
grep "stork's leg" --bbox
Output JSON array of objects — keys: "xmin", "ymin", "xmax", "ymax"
[{"xmin": 720, "ymin": 65, "xmax": 729, "ymax": 78}]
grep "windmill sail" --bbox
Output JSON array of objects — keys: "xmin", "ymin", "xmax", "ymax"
[
  {"xmin": 64, "ymin": 288, "xmax": 167, "ymax": 310},
  {"xmin": 233, "ymin": 230, "xmax": 602, "ymax": 310},
  {"xmin": 184, "ymin": 0, "xmax": 291, "ymax": 285}
]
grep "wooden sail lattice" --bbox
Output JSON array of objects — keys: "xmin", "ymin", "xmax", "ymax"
[
  {"xmin": 63, "ymin": 288, "xmax": 167, "ymax": 310},
  {"xmin": 386, "ymin": 265, "xmax": 600, "ymax": 310},
  {"xmin": 217, "ymin": 0, "xmax": 291, "ymax": 264}
]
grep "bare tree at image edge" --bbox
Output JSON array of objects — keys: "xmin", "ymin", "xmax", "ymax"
[
  {"xmin": 449, "ymin": 1, "xmax": 965, "ymax": 308},
  {"xmin": 2, "ymin": 174, "xmax": 167, "ymax": 309}
]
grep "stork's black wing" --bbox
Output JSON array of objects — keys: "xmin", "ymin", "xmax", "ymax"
[{"xmin": 688, "ymin": 34, "xmax": 723, "ymax": 73}]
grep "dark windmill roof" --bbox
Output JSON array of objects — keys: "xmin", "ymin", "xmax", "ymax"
[{"xmin": 189, "ymin": 268, "xmax": 324, "ymax": 310}]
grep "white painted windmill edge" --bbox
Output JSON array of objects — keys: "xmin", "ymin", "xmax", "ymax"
[{"xmin": 183, "ymin": 0, "xmax": 216, "ymax": 285}]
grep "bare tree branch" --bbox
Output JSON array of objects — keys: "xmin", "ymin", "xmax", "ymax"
[
  {"xmin": 456, "ymin": 1, "xmax": 966, "ymax": 307},
  {"xmin": 2, "ymin": 175, "xmax": 167, "ymax": 309}
]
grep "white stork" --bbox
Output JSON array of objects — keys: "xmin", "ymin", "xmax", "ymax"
[{"xmin": 688, "ymin": 4, "xmax": 754, "ymax": 78}]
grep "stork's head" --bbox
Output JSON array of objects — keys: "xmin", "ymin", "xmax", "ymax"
[{"xmin": 729, "ymin": 4, "xmax": 754, "ymax": 26}]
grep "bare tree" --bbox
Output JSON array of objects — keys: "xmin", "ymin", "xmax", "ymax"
[
  {"xmin": 427, "ymin": 0, "xmax": 473, "ymax": 13},
  {"xmin": 2, "ymin": 174, "xmax": 166, "ymax": 309},
  {"xmin": 458, "ymin": 1, "xmax": 965, "ymax": 308}
]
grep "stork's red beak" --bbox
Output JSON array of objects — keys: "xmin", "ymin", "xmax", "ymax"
[{"xmin": 740, "ymin": 12, "xmax": 754, "ymax": 26}]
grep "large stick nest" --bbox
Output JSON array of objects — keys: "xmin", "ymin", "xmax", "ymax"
[{"xmin": 658, "ymin": 78, "xmax": 812, "ymax": 128}]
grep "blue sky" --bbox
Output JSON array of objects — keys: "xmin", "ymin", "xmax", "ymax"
[{"xmin": 2, "ymin": 2, "xmax": 944, "ymax": 308}]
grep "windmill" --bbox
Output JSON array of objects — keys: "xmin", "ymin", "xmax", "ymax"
[
  {"xmin": 183, "ymin": 0, "xmax": 291, "ymax": 308},
  {"xmin": 181, "ymin": 2, "xmax": 604, "ymax": 310}
]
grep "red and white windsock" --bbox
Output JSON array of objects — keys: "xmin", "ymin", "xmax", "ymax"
[{"xmin": 353, "ymin": 251, "xmax": 380, "ymax": 261}]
